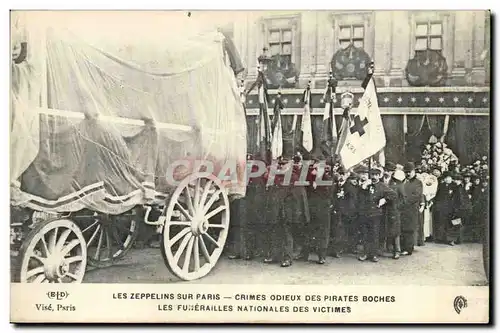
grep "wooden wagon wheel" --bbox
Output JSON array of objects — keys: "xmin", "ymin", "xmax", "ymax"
[
  {"xmin": 82, "ymin": 210, "xmax": 139, "ymax": 268},
  {"xmin": 161, "ymin": 173, "xmax": 230, "ymax": 281},
  {"xmin": 15, "ymin": 218, "xmax": 87, "ymax": 283}
]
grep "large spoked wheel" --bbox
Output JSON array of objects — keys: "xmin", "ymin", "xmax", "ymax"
[
  {"xmin": 82, "ymin": 210, "xmax": 139, "ymax": 268},
  {"xmin": 15, "ymin": 218, "xmax": 87, "ymax": 283},
  {"xmin": 161, "ymin": 173, "xmax": 230, "ymax": 281}
]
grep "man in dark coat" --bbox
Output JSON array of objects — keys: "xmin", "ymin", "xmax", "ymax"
[
  {"xmin": 330, "ymin": 169, "xmax": 359, "ymax": 257},
  {"xmin": 454, "ymin": 172, "xmax": 472, "ymax": 244},
  {"xmin": 400, "ymin": 162, "xmax": 425, "ymax": 255},
  {"xmin": 357, "ymin": 166, "xmax": 397, "ymax": 262},
  {"xmin": 472, "ymin": 174, "xmax": 488, "ymax": 242},
  {"xmin": 433, "ymin": 171, "xmax": 461, "ymax": 245},
  {"xmin": 229, "ymin": 154, "xmax": 267, "ymax": 260},
  {"xmin": 295, "ymin": 154, "xmax": 332, "ymax": 264},
  {"xmin": 263, "ymin": 158, "xmax": 309, "ymax": 267},
  {"xmin": 383, "ymin": 162, "xmax": 406, "ymax": 259}
]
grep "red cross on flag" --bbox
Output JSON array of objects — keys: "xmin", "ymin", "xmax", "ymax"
[{"xmin": 339, "ymin": 76, "xmax": 386, "ymax": 170}]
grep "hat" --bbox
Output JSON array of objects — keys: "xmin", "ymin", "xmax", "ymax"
[
  {"xmin": 355, "ymin": 165, "xmax": 369, "ymax": 174},
  {"xmin": 385, "ymin": 162, "xmax": 397, "ymax": 172},
  {"xmin": 369, "ymin": 168, "xmax": 382, "ymax": 176},
  {"xmin": 396, "ymin": 164, "xmax": 404, "ymax": 171},
  {"xmin": 453, "ymin": 173, "xmax": 463, "ymax": 180},
  {"xmin": 403, "ymin": 162, "xmax": 415, "ymax": 172},
  {"xmin": 337, "ymin": 166, "xmax": 348, "ymax": 175},
  {"xmin": 347, "ymin": 173, "xmax": 359, "ymax": 181},
  {"xmin": 462, "ymin": 171, "xmax": 473, "ymax": 178},
  {"xmin": 442, "ymin": 171, "xmax": 453, "ymax": 178}
]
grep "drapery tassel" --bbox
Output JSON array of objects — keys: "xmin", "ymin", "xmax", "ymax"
[{"xmin": 440, "ymin": 115, "xmax": 450, "ymax": 142}]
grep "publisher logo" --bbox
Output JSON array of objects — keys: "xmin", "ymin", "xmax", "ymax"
[{"xmin": 453, "ymin": 296, "xmax": 467, "ymax": 314}]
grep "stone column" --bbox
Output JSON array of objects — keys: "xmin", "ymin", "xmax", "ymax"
[
  {"xmin": 246, "ymin": 12, "xmax": 261, "ymax": 81},
  {"xmin": 471, "ymin": 10, "xmax": 487, "ymax": 85},
  {"xmin": 299, "ymin": 11, "xmax": 317, "ymax": 87},
  {"xmin": 314, "ymin": 12, "xmax": 331, "ymax": 85},
  {"xmin": 390, "ymin": 11, "xmax": 411, "ymax": 86},
  {"xmin": 452, "ymin": 11, "xmax": 473, "ymax": 85},
  {"xmin": 372, "ymin": 11, "xmax": 392, "ymax": 86}
]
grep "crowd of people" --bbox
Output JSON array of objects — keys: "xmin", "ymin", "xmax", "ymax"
[{"xmin": 226, "ymin": 151, "xmax": 490, "ymax": 268}]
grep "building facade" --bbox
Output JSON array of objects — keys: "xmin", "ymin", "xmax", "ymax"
[{"xmin": 227, "ymin": 11, "xmax": 491, "ymax": 165}]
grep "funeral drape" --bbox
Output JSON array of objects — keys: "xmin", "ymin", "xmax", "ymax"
[{"xmin": 11, "ymin": 12, "xmax": 247, "ymax": 214}]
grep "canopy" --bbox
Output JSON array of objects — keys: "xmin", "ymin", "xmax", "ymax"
[{"xmin": 10, "ymin": 11, "xmax": 247, "ymax": 214}]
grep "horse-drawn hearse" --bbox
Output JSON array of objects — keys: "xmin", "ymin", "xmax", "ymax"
[{"xmin": 10, "ymin": 12, "xmax": 247, "ymax": 283}]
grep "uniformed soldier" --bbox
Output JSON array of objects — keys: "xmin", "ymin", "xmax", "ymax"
[
  {"xmin": 296, "ymin": 154, "xmax": 332, "ymax": 264},
  {"xmin": 263, "ymin": 157, "xmax": 308, "ymax": 267},
  {"xmin": 356, "ymin": 166, "xmax": 397, "ymax": 262},
  {"xmin": 383, "ymin": 162, "xmax": 405, "ymax": 259},
  {"xmin": 330, "ymin": 168, "xmax": 359, "ymax": 257},
  {"xmin": 400, "ymin": 162, "xmax": 425, "ymax": 255}
]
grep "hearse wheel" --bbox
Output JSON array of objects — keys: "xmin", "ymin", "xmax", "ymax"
[
  {"xmin": 161, "ymin": 173, "xmax": 230, "ymax": 281},
  {"xmin": 82, "ymin": 210, "xmax": 139, "ymax": 268},
  {"xmin": 16, "ymin": 218, "xmax": 87, "ymax": 283}
]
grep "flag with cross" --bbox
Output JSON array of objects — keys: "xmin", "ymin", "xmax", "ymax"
[{"xmin": 339, "ymin": 73, "xmax": 386, "ymax": 170}]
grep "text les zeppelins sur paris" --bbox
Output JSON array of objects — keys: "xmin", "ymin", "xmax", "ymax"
[{"xmin": 112, "ymin": 292, "xmax": 396, "ymax": 314}]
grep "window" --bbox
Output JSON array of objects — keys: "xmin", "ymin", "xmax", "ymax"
[
  {"xmin": 338, "ymin": 24, "xmax": 365, "ymax": 49},
  {"xmin": 268, "ymin": 28, "xmax": 293, "ymax": 69},
  {"xmin": 415, "ymin": 21, "xmax": 443, "ymax": 51}
]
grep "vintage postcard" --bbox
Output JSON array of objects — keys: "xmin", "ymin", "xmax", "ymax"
[{"xmin": 9, "ymin": 10, "xmax": 490, "ymax": 323}]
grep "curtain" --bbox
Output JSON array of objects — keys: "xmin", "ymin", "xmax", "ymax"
[{"xmin": 446, "ymin": 116, "xmax": 490, "ymax": 165}]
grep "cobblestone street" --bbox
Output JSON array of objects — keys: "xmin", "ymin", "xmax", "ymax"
[{"xmin": 83, "ymin": 242, "xmax": 488, "ymax": 286}]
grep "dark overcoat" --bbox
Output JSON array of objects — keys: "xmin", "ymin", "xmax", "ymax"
[{"xmin": 384, "ymin": 178, "xmax": 405, "ymax": 237}]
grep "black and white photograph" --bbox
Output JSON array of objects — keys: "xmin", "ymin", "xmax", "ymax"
[{"xmin": 9, "ymin": 9, "xmax": 491, "ymax": 323}]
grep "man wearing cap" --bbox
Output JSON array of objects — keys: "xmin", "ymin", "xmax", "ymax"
[
  {"xmin": 382, "ymin": 162, "xmax": 406, "ymax": 259},
  {"xmin": 296, "ymin": 153, "xmax": 333, "ymax": 264},
  {"xmin": 400, "ymin": 162, "xmax": 425, "ymax": 255},
  {"xmin": 356, "ymin": 166, "xmax": 397, "ymax": 262},
  {"xmin": 330, "ymin": 167, "xmax": 359, "ymax": 257}
]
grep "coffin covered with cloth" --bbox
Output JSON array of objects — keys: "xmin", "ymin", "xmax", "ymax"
[{"xmin": 10, "ymin": 12, "xmax": 247, "ymax": 214}]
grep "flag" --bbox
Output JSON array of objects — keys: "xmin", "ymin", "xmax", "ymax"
[
  {"xmin": 271, "ymin": 95, "xmax": 284, "ymax": 159},
  {"xmin": 322, "ymin": 82, "xmax": 337, "ymax": 155},
  {"xmin": 339, "ymin": 76, "xmax": 386, "ymax": 170},
  {"xmin": 335, "ymin": 106, "xmax": 351, "ymax": 156},
  {"xmin": 301, "ymin": 87, "xmax": 313, "ymax": 152},
  {"xmin": 247, "ymin": 70, "xmax": 272, "ymax": 159}
]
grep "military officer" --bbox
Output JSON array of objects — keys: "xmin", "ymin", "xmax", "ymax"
[
  {"xmin": 330, "ymin": 168, "xmax": 359, "ymax": 257},
  {"xmin": 296, "ymin": 153, "xmax": 332, "ymax": 264},
  {"xmin": 263, "ymin": 157, "xmax": 308, "ymax": 267},
  {"xmin": 400, "ymin": 162, "xmax": 425, "ymax": 255},
  {"xmin": 356, "ymin": 166, "xmax": 397, "ymax": 262}
]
